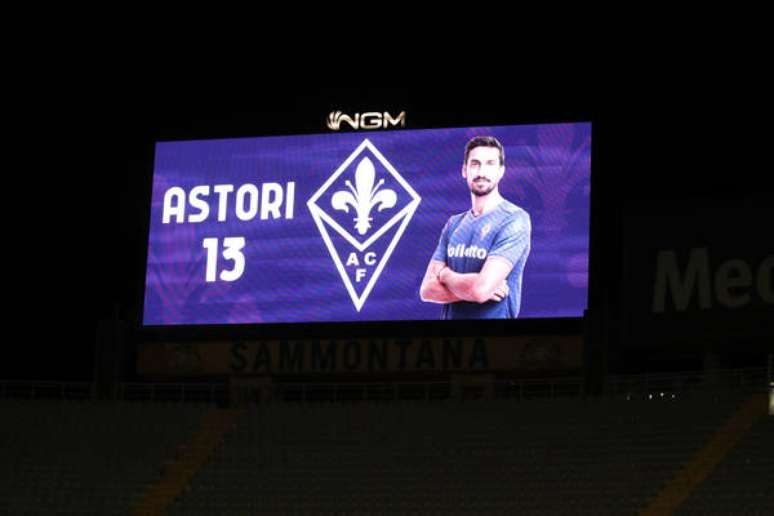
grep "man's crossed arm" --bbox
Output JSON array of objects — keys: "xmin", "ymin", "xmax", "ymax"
[{"xmin": 419, "ymin": 257, "xmax": 513, "ymax": 304}]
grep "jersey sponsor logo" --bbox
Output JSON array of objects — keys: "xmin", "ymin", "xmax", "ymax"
[
  {"xmin": 308, "ymin": 139, "xmax": 421, "ymax": 311},
  {"xmin": 448, "ymin": 243, "xmax": 488, "ymax": 260}
]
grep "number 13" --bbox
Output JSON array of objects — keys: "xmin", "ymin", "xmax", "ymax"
[{"xmin": 202, "ymin": 237, "xmax": 246, "ymax": 282}]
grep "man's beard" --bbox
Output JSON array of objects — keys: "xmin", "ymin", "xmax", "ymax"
[{"xmin": 470, "ymin": 179, "xmax": 495, "ymax": 197}]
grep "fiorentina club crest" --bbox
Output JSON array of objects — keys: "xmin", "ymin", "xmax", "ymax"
[{"xmin": 307, "ymin": 139, "xmax": 421, "ymax": 311}]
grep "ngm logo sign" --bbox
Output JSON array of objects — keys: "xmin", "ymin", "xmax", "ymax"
[
  {"xmin": 327, "ymin": 111, "xmax": 406, "ymax": 131},
  {"xmin": 307, "ymin": 139, "xmax": 420, "ymax": 311}
]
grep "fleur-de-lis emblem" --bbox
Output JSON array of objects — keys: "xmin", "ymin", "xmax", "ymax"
[{"xmin": 331, "ymin": 157, "xmax": 397, "ymax": 235}]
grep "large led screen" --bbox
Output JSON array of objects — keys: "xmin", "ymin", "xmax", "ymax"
[{"xmin": 143, "ymin": 122, "xmax": 591, "ymax": 325}]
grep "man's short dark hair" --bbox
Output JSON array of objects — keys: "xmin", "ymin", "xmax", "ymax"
[{"xmin": 464, "ymin": 136, "xmax": 505, "ymax": 166}]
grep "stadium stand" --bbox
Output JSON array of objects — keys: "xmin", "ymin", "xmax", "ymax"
[
  {"xmin": 0, "ymin": 400, "xmax": 208, "ymax": 515},
  {"xmin": 0, "ymin": 369, "xmax": 770, "ymax": 515},
  {"xmin": 168, "ymin": 394, "xmax": 755, "ymax": 515},
  {"xmin": 676, "ymin": 416, "xmax": 773, "ymax": 515}
]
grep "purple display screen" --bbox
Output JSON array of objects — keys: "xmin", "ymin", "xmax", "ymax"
[{"xmin": 143, "ymin": 123, "xmax": 591, "ymax": 325}]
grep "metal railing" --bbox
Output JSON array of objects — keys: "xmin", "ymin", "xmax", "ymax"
[
  {"xmin": 606, "ymin": 367, "xmax": 768, "ymax": 398},
  {"xmin": 0, "ymin": 381, "xmax": 93, "ymax": 400},
  {"xmin": 117, "ymin": 382, "xmax": 229, "ymax": 403},
  {"xmin": 232, "ymin": 376, "xmax": 587, "ymax": 404},
  {"xmin": 0, "ymin": 367, "xmax": 768, "ymax": 404}
]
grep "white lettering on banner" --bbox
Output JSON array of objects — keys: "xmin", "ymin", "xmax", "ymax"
[
  {"xmin": 345, "ymin": 252, "xmax": 379, "ymax": 268},
  {"xmin": 652, "ymin": 248, "xmax": 774, "ymax": 313},
  {"xmin": 161, "ymin": 182, "xmax": 296, "ymax": 224},
  {"xmin": 214, "ymin": 184, "xmax": 234, "ymax": 222},
  {"xmin": 162, "ymin": 187, "xmax": 185, "ymax": 224},
  {"xmin": 188, "ymin": 186, "xmax": 210, "ymax": 223},
  {"xmin": 202, "ymin": 237, "xmax": 246, "ymax": 283},
  {"xmin": 160, "ymin": 182, "xmax": 294, "ymax": 285},
  {"xmin": 285, "ymin": 182, "xmax": 295, "ymax": 220},
  {"xmin": 345, "ymin": 252, "xmax": 379, "ymax": 283},
  {"xmin": 235, "ymin": 184, "xmax": 259, "ymax": 221},
  {"xmin": 447, "ymin": 244, "xmax": 487, "ymax": 260},
  {"xmin": 260, "ymin": 183, "xmax": 283, "ymax": 220}
]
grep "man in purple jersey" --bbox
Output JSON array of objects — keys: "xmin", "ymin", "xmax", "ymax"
[{"xmin": 420, "ymin": 136, "xmax": 531, "ymax": 319}]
